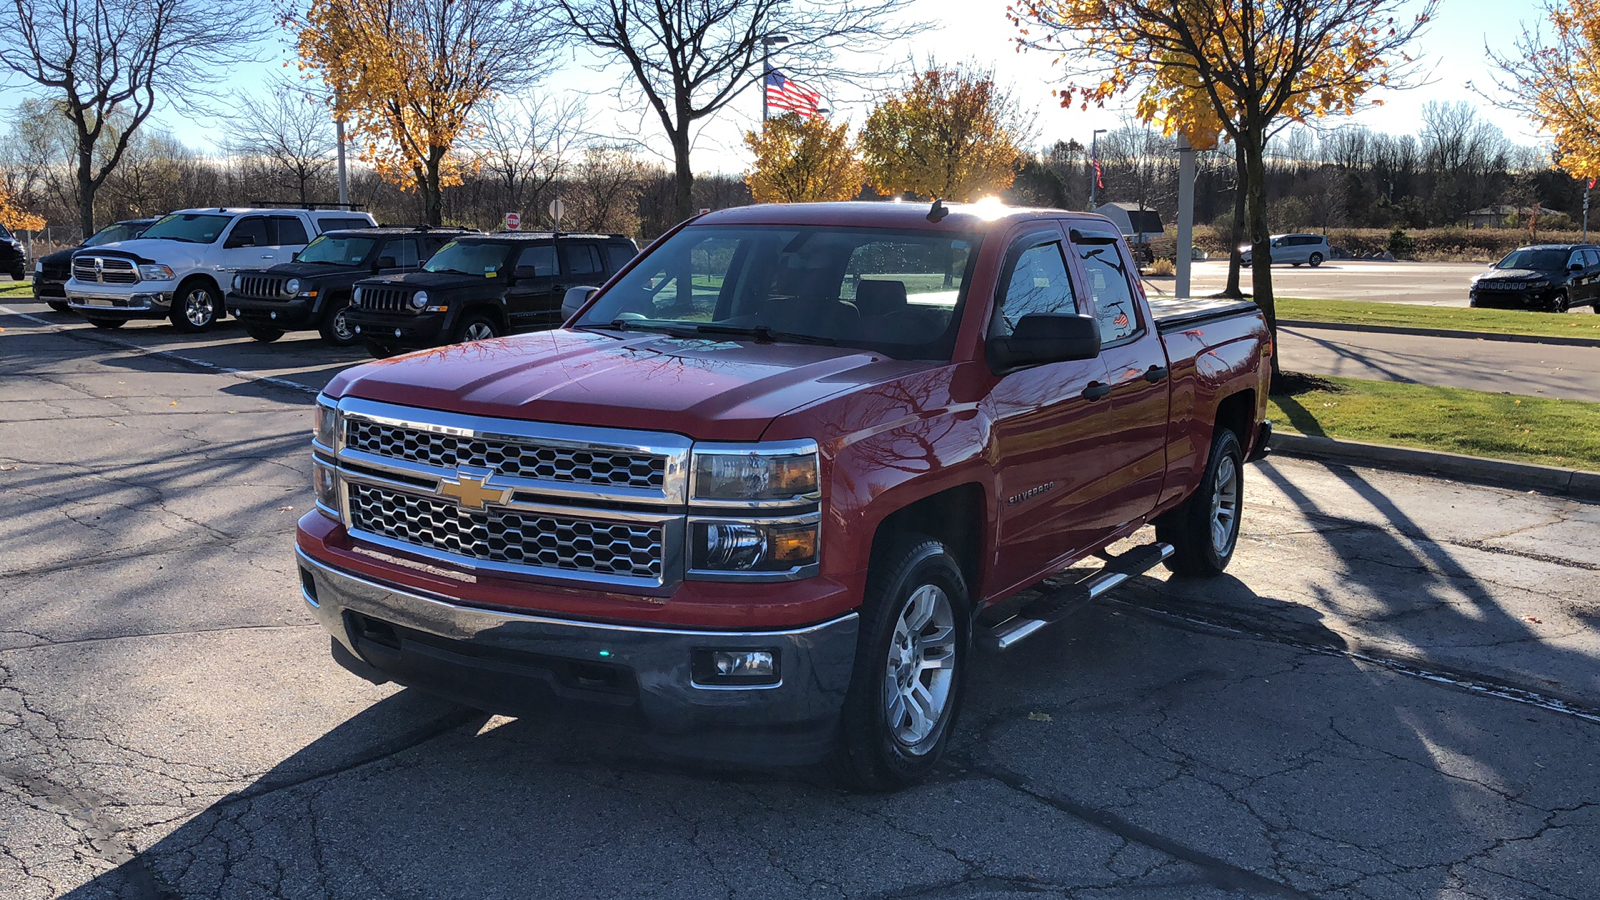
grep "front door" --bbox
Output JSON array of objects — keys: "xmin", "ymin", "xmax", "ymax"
[
  {"xmin": 984, "ymin": 226, "xmax": 1115, "ymax": 594},
  {"xmin": 507, "ymin": 244, "xmax": 560, "ymax": 329},
  {"xmin": 219, "ymin": 216, "xmax": 277, "ymax": 274}
]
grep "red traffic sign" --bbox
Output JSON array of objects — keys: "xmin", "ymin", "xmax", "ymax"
[{"xmin": 504, "ymin": 212, "xmax": 521, "ymax": 231}]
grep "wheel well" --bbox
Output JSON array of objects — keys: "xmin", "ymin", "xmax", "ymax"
[
  {"xmin": 461, "ymin": 303, "xmax": 507, "ymax": 329},
  {"xmin": 871, "ymin": 484, "xmax": 985, "ymax": 596},
  {"xmin": 1215, "ymin": 389, "xmax": 1255, "ymax": 446},
  {"xmin": 176, "ymin": 274, "xmax": 220, "ymax": 297},
  {"xmin": 174, "ymin": 274, "xmax": 223, "ymax": 318}
]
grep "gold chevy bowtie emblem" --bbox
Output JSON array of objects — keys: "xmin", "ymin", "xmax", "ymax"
[{"xmin": 437, "ymin": 472, "xmax": 509, "ymax": 510}]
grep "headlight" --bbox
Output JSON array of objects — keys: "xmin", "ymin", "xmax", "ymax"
[
  {"xmin": 410, "ymin": 290, "xmax": 429, "ymax": 310},
  {"xmin": 312, "ymin": 399, "xmax": 340, "ymax": 448},
  {"xmin": 312, "ymin": 458, "xmax": 341, "ymax": 516},
  {"xmin": 232, "ymin": 274, "xmax": 242, "ymax": 290},
  {"xmin": 690, "ymin": 441, "xmax": 819, "ymax": 504},
  {"xmin": 138, "ymin": 263, "xmax": 175, "ymax": 281},
  {"xmin": 286, "ymin": 278, "xmax": 302, "ymax": 295},
  {"xmin": 690, "ymin": 516, "xmax": 819, "ymax": 573},
  {"xmin": 352, "ymin": 287, "xmax": 364, "ymax": 303},
  {"xmin": 1527, "ymin": 280, "xmax": 1549, "ymax": 289},
  {"xmin": 35, "ymin": 260, "xmax": 42, "ymax": 273}
]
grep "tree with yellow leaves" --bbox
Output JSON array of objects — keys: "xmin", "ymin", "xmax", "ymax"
[
  {"xmin": 284, "ymin": 0, "xmax": 556, "ymax": 224},
  {"xmin": 0, "ymin": 185, "xmax": 46, "ymax": 234},
  {"xmin": 1489, "ymin": 1, "xmax": 1600, "ymax": 182},
  {"xmin": 858, "ymin": 65, "xmax": 1025, "ymax": 202},
  {"xmin": 1011, "ymin": 0, "xmax": 1433, "ymax": 377},
  {"xmin": 744, "ymin": 114, "xmax": 862, "ymax": 204}
]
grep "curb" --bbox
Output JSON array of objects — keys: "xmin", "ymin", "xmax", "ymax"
[
  {"xmin": 1268, "ymin": 432, "xmax": 1600, "ymax": 501},
  {"xmin": 1278, "ymin": 319, "xmax": 1600, "ymax": 348}
]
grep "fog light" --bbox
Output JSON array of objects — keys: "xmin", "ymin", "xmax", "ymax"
[{"xmin": 692, "ymin": 648, "xmax": 779, "ymax": 686}]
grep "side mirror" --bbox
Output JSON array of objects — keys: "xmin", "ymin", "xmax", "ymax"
[
  {"xmin": 987, "ymin": 314, "xmax": 1102, "ymax": 373},
  {"xmin": 375, "ymin": 255, "xmax": 397, "ymax": 269},
  {"xmin": 1570, "ymin": 263, "xmax": 1584, "ymax": 271},
  {"xmin": 562, "ymin": 285, "xmax": 600, "ymax": 320},
  {"xmin": 226, "ymin": 234, "xmax": 257, "ymax": 249}
]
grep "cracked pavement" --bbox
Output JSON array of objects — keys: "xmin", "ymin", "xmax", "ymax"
[{"xmin": 3, "ymin": 300, "xmax": 1599, "ymax": 899}]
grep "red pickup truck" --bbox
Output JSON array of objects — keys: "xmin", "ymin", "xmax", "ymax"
[{"xmin": 296, "ymin": 201, "xmax": 1271, "ymax": 789}]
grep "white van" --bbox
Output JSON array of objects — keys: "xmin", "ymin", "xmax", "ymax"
[{"xmin": 1240, "ymin": 233, "xmax": 1332, "ymax": 267}]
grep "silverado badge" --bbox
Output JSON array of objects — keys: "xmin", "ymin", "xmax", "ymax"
[{"xmin": 437, "ymin": 470, "xmax": 510, "ymax": 510}]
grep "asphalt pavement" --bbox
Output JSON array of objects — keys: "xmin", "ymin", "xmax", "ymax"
[
  {"xmin": 4, "ymin": 299, "xmax": 1600, "ymax": 899},
  {"xmin": 1166, "ymin": 259, "xmax": 1488, "ymax": 307}
]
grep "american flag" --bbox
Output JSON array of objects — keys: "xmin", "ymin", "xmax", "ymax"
[
  {"xmin": 766, "ymin": 64, "xmax": 824, "ymax": 118},
  {"xmin": 1093, "ymin": 159, "xmax": 1104, "ymax": 189}
]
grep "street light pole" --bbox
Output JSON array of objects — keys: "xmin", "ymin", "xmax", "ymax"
[
  {"xmin": 1090, "ymin": 128, "xmax": 1107, "ymax": 210},
  {"xmin": 335, "ymin": 117, "xmax": 349, "ymax": 210},
  {"xmin": 760, "ymin": 35, "xmax": 790, "ymax": 123}
]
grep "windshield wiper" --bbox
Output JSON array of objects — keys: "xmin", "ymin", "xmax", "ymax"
[
  {"xmin": 599, "ymin": 319, "xmax": 695, "ymax": 336},
  {"xmin": 694, "ymin": 323, "xmax": 837, "ymax": 346}
]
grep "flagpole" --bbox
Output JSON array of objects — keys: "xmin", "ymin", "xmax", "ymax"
[
  {"xmin": 762, "ymin": 61, "xmax": 769, "ymax": 123},
  {"xmin": 1585, "ymin": 179, "xmax": 1592, "ymax": 242}
]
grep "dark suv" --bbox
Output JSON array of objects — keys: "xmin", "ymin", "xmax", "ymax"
[
  {"xmin": 347, "ymin": 232, "xmax": 637, "ymax": 358},
  {"xmin": 1, "ymin": 223, "xmax": 27, "ymax": 281},
  {"xmin": 226, "ymin": 226, "xmax": 468, "ymax": 345},
  {"xmin": 1470, "ymin": 244, "xmax": 1600, "ymax": 312},
  {"xmin": 33, "ymin": 218, "xmax": 158, "ymax": 311}
]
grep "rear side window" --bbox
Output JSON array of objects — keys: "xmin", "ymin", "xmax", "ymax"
[
  {"xmin": 383, "ymin": 239, "xmax": 421, "ymax": 268},
  {"xmin": 562, "ymin": 243, "xmax": 604, "ymax": 278},
  {"xmin": 317, "ymin": 216, "xmax": 372, "ymax": 233},
  {"xmin": 1074, "ymin": 238, "xmax": 1141, "ymax": 345},
  {"xmin": 1584, "ymin": 249, "xmax": 1600, "ymax": 267},
  {"xmin": 271, "ymin": 216, "xmax": 309, "ymax": 246},
  {"xmin": 516, "ymin": 244, "xmax": 558, "ymax": 277},
  {"xmin": 989, "ymin": 241, "xmax": 1078, "ymax": 338},
  {"xmin": 606, "ymin": 242, "xmax": 636, "ymax": 272}
]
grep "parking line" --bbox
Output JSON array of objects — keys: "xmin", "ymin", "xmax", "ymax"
[{"xmin": 1, "ymin": 304, "xmax": 323, "ymax": 397}]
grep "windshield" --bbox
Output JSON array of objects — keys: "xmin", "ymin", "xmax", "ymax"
[
  {"xmin": 576, "ymin": 225, "xmax": 983, "ymax": 361},
  {"xmin": 140, "ymin": 213, "xmax": 231, "ymax": 244},
  {"xmin": 1496, "ymin": 249, "xmax": 1568, "ymax": 271},
  {"xmin": 297, "ymin": 235, "xmax": 377, "ymax": 265},
  {"xmin": 84, "ymin": 222, "xmax": 148, "ymax": 248},
  {"xmin": 423, "ymin": 241, "xmax": 513, "ymax": 276}
]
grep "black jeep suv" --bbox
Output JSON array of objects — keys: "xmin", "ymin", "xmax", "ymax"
[
  {"xmin": 1, "ymin": 222, "xmax": 28, "ymax": 282},
  {"xmin": 347, "ymin": 232, "xmax": 637, "ymax": 358},
  {"xmin": 1470, "ymin": 243, "xmax": 1600, "ymax": 312},
  {"xmin": 226, "ymin": 226, "xmax": 468, "ymax": 345},
  {"xmin": 33, "ymin": 218, "xmax": 158, "ymax": 311}
]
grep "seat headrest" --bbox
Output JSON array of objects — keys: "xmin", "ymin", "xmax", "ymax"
[{"xmin": 856, "ymin": 279, "xmax": 908, "ymax": 317}]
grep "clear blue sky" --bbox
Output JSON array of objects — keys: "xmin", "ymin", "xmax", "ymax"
[{"xmin": 140, "ymin": 0, "xmax": 1538, "ymax": 174}]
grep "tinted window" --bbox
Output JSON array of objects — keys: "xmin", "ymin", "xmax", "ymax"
[
  {"xmin": 317, "ymin": 216, "xmax": 372, "ymax": 232},
  {"xmin": 1497, "ymin": 249, "xmax": 1567, "ymax": 271},
  {"xmin": 84, "ymin": 223, "xmax": 140, "ymax": 248},
  {"xmin": 423, "ymin": 241, "xmax": 514, "ymax": 276},
  {"xmin": 516, "ymin": 245, "xmax": 558, "ymax": 277},
  {"xmin": 1074, "ymin": 239, "xmax": 1141, "ymax": 344},
  {"xmin": 989, "ymin": 241, "xmax": 1078, "ymax": 338},
  {"xmin": 1585, "ymin": 250, "xmax": 1600, "ymax": 267},
  {"xmin": 297, "ymin": 235, "xmax": 376, "ymax": 264},
  {"xmin": 271, "ymin": 216, "xmax": 309, "ymax": 246},
  {"xmin": 384, "ymin": 239, "xmax": 420, "ymax": 268},
  {"xmin": 562, "ymin": 243, "xmax": 604, "ymax": 278},
  {"xmin": 606, "ymin": 242, "xmax": 636, "ymax": 272},
  {"xmin": 229, "ymin": 217, "xmax": 268, "ymax": 247}
]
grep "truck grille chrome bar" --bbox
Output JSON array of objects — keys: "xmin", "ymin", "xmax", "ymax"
[
  {"xmin": 346, "ymin": 419, "xmax": 667, "ymax": 490},
  {"xmin": 72, "ymin": 256, "xmax": 138, "ymax": 284}
]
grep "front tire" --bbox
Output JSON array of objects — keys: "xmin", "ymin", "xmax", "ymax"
[
  {"xmin": 47, "ymin": 300, "xmax": 71, "ymax": 313},
  {"xmin": 1551, "ymin": 290, "xmax": 1570, "ymax": 313},
  {"xmin": 319, "ymin": 298, "xmax": 360, "ymax": 346},
  {"xmin": 244, "ymin": 322, "xmax": 285, "ymax": 342},
  {"xmin": 1155, "ymin": 427, "xmax": 1244, "ymax": 577},
  {"xmin": 83, "ymin": 315, "xmax": 126, "ymax": 329},
  {"xmin": 363, "ymin": 339, "xmax": 399, "ymax": 359},
  {"xmin": 456, "ymin": 313, "xmax": 500, "ymax": 343},
  {"xmin": 170, "ymin": 281, "xmax": 222, "ymax": 332},
  {"xmin": 835, "ymin": 536, "xmax": 970, "ymax": 791},
  {"xmin": 1309, "ymin": 252, "xmax": 1324, "ymax": 267}
]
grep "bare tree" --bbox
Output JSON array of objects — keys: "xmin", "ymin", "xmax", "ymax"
[
  {"xmin": 564, "ymin": 147, "xmax": 649, "ymax": 234},
  {"xmin": 472, "ymin": 95, "xmax": 587, "ymax": 229},
  {"xmin": 0, "ymin": 0, "xmax": 269, "ymax": 233},
  {"xmin": 554, "ymin": 0, "xmax": 927, "ymax": 220},
  {"xmin": 227, "ymin": 86, "xmax": 337, "ymax": 205}
]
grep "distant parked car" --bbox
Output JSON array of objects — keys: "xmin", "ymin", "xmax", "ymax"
[
  {"xmin": 1239, "ymin": 233, "xmax": 1331, "ymax": 268},
  {"xmin": 1470, "ymin": 244, "xmax": 1600, "ymax": 313},
  {"xmin": 33, "ymin": 218, "xmax": 159, "ymax": 312},
  {"xmin": 1, "ymin": 222, "xmax": 26, "ymax": 281}
]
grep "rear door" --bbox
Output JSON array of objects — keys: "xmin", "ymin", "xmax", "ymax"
[
  {"xmin": 507, "ymin": 243, "xmax": 560, "ymax": 330},
  {"xmin": 984, "ymin": 225, "xmax": 1116, "ymax": 591},
  {"xmin": 1068, "ymin": 227, "xmax": 1170, "ymax": 534}
]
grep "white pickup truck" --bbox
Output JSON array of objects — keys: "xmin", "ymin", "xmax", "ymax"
[{"xmin": 66, "ymin": 206, "xmax": 374, "ymax": 332}]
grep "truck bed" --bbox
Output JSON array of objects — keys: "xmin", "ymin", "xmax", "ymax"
[{"xmin": 1148, "ymin": 296, "xmax": 1260, "ymax": 332}]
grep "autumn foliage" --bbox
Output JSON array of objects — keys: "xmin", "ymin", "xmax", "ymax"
[
  {"xmin": 284, "ymin": 0, "xmax": 547, "ymax": 224},
  {"xmin": 1491, "ymin": 1, "xmax": 1600, "ymax": 182},
  {"xmin": 743, "ymin": 114, "xmax": 862, "ymax": 204},
  {"xmin": 857, "ymin": 66, "xmax": 1023, "ymax": 201},
  {"xmin": 0, "ymin": 186, "xmax": 46, "ymax": 233}
]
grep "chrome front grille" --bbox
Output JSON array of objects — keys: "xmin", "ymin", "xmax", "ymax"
[
  {"xmin": 355, "ymin": 286, "xmax": 412, "ymax": 312},
  {"xmin": 238, "ymin": 274, "xmax": 287, "ymax": 298},
  {"xmin": 346, "ymin": 419, "xmax": 667, "ymax": 489},
  {"xmin": 347, "ymin": 483, "xmax": 664, "ymax": 581},
  {"xmin": 72, "ymin": 256, "xmax": 138, "ymax": 284}
]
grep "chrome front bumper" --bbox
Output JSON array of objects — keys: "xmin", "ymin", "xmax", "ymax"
[
  {"xmin": 296, "ymin": 548, "xmax": 860, "ymax": 764},
  {"xmin": 67, "ymin": 289, "xmax": 174, "ymax": 315}
]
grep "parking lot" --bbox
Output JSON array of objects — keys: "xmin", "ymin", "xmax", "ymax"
[
  {"xmin": 4, "ymin": 298, "xmax": 1600, "ymax": 899},
  {"xmin": 1167, "ymin": 260, "xmax": 1487, "ymax": 307}
]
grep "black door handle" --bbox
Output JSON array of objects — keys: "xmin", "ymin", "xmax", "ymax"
[
  {"xmin": 1081, "ymin": 382, "xmax": 1111, "ymax": 401},
  {"xmin": 1145, "ymin": 365, "xmax": 1169, "ymax": 383}
]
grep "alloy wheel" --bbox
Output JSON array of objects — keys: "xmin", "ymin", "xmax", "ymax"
[
  {"xmin": 882, "ymin": 583, "xmax": 957, "ymax": 751},
  {"xmin": 1210, "ymin": 453, "xmax": 1240, "ymax": 556}
]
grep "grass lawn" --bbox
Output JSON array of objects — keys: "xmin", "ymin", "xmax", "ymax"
[
  {"xmin": 0, "ymin": 282, "xmax": 30, "ymax": 299},
  {"xmin": 1277, "ymin": 296, "xmax": 1600, "ymax": 340},
  {"xmin": 1270, "ymin": 375, "xmax": 1600, "ymax": 472}
]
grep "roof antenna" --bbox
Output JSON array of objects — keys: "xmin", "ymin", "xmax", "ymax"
[{"xmin": 926, "ymin": 198, "xmax": 949, "ymax": 223}]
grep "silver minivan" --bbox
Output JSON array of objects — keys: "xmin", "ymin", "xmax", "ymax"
[{"xmin": 1240, "ymin": 233, "xmax": 1331, "ymax": 267}]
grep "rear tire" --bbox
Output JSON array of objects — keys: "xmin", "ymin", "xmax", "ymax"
[
  {"xmin": 47, "ymin": 300, "xmax": 70, "ymax": 313},
  {"xmin": 83, "ymin": 315, "xmax": 126, "ymax": 330},
  {"xmin": 1155, "ymin": 427, "xmax": 1244, "ymax": 577},
  {"xmin": 319, "ymin": 298, "xmax": 360, "ymax": 346},
  {"xmin": 834, "ymin": 535, "xmax": 970, "ymax": 791},
  {"xmin": 364, "ymin": 339, "xmax": 399, "ymax": 359},
  {"xmin": 8, "ymin": 268, "xmax": 22, "ymax": 281},
  {"xmin": 244, "ymin": 322, "xmax": 285, "ymax": 342}
]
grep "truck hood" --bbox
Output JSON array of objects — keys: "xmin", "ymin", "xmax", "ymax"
[
  {"xmin": 76, "ymin": 238, "xmax": 202, "ymax": 268},
  {"xmin": 356, "ymin": 270, "xmax": 488, "ymax": 290},
  {"xmin": 324, "ymin": 328, "xmax": 931, "ymax": 442}
]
